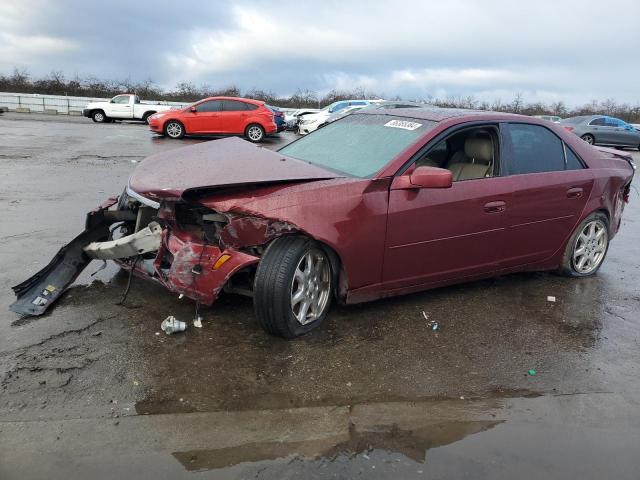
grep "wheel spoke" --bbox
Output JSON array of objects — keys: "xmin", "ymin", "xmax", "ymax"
[
  {"xmin": 291, "ymin": 288, "xmax": 306, "ymax": 307},
  {"xmin": 297, "ymin": 300, "xmax": 310, "ymax": 323}
]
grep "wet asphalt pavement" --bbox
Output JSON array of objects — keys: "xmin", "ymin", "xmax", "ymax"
[{"xmin": 0, "ymin": 112, "xmax": 639, "ymax": 479}]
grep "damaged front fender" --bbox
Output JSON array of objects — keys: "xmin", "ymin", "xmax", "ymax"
[{"xmin": 219, "ymin": 214, "xmax": 299, "ymax": 249}]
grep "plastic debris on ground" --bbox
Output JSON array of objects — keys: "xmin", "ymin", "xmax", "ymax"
[
  {"xmin": 528, "ymin": 369, "xmax": 537, "ymax": 376},
  {"xmin": 193, "ymin": 316, "xmax": 203, "ymax": 328},
  {"xmin": 161, "ymin": 315, "xmax": 187, "ymax": 335},
  {"xmin": 422, "ymin": 310, "xmax": 440, "ymax": 331},
  {"xmin": 547, "ymin": 296, "xmax": 556, "ymax": 302}
]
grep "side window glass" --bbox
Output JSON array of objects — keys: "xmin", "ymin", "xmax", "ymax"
[
  {"xmin": 197, "ymin": 101, "xmax": 222, "ymax": 112},
  {"xmin": 564, "ymin": 144, "xmax": 584, "ymax": 170},
  {"xmin": 415, "ymin": 140, "xmax": 448, "ymax": 168},
  {"xmin": 589, "ymin": 118, "xmax": 606, "ymax": 126},
  {"xmin": 506, "ymin": 123, "xmax": 565, "ymax": 174},
  {"xmin": 604, "ymin": 117, "xmax": 619, "ymax": 127},
  {"xmin": 222, "ymin": 100, "xmax": 248, "ymax": 111},
  {"xmin": 113, "ymin": 96, "xmax": 129, "ymax": 104}
]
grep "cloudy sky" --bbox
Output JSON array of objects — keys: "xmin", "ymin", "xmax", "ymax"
[{"xmin": 1, "ymin": 0, "xmax": 639, "ymax": 106}]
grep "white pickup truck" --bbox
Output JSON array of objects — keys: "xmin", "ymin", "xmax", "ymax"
[{"xmin": 82, "ymin": 94, "xmax": 175, "ymax": 124}]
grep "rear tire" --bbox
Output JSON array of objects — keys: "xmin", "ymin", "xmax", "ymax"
[
  {"xmin": 245, "ymin": 124, "xmax": 265, "ymax": 143},
  {"xmin": 557, "ymin": 212, "xmax": 609, "ymax": 277},
  {"xmin": 92, "ymin": 110, "xmax": 106, "ymax": 123},
  {"xmin": 581, "ymin": 134, "xmax": 595, "ymax": 145},
  {"xmin": 164, "ymin": 120, "xmax": 185, "ymax": 139},
  {"xmin": 253, "ymin": 237, "xmax": 333, "ymax": 338}
]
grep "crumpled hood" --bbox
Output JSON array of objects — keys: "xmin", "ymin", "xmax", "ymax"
[{"xmin": 128, "ymin": 137, "xmax": 342, "ymax": 201}]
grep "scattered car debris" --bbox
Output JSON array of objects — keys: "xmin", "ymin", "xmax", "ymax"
[
  {"xmin": 161, "ymin": 316, "xmax": 186, "ymax": 335},
  {"xmin": 528, "ymin": 369, "xmax": 537, "ymax": 376},
  {"xmin": 193, "ymin": 316, "xmax": 203, "ymax": 328},
  {"xmin": 422, "ymin": 311, "xmax": 439, "ymax": 331},
  {"xmin": 547, "ymin": 296, "xmax": 556, "ymax": 302}
]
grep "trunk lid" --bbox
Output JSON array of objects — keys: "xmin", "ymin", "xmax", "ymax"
[{"xmin": 128, "ymin": 137, "xmax": 342, "ymax": 201}]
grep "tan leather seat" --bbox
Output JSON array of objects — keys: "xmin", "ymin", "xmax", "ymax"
[{"xmin": 448, "ymin": 137, "xmax": 493, "ymax": 181}]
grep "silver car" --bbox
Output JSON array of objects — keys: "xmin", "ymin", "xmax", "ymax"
[{"xmin": 561, "ymin": 115, "xmax": 640, "ymax": 149}]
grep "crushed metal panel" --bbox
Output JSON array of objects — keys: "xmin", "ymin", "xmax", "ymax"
[{"xmin": 84, "ymin": 222, "xmax": 162, "ymax": 260}]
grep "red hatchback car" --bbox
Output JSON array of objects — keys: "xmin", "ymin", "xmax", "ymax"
[
  {"xmin": 147, "ymin": 96, "xmax": 278, "ymax": 142},
  {"xmin": 11, "ymin": 109, "xmax": 635, "ymax": 338}
]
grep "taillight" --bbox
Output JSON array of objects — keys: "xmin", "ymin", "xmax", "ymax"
[{"xmin": 563, "ymin": 126, "xmax": 574, "ymax": 132}]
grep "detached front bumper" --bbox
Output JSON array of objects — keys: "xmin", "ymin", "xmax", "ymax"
[{"xmin": 10, "ymin": 196, "xmax": 262, "ymax": 316}]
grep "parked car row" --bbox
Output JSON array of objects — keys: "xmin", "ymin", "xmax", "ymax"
[{"xmin": 83, "ymin": 95, "xmax": 640, "ymax": 149}]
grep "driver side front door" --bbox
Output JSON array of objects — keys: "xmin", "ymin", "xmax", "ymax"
[{"xmin": 382, "ymin": 124, "xmax": 511, "ymax": 292}]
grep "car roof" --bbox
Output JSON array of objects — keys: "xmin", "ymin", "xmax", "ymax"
[
  {"xmin": 199, "ymin": 96, "xmax": 264, "ymax": 105},
  {"xmin": 355, "ymin": 106, "xmax": 525, "ymax": 122}
]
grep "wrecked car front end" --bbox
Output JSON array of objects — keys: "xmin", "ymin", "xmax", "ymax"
[
  {"xmin": 11, "ymin": 137, "xmax": 339, "ymax": 316},
  {"xmin": 109, "ymin": 192, "xmax": 272, "ymax": 305}
]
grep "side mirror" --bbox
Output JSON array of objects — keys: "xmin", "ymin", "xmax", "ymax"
[
  {"xmin": 410, "ymin": 166, "xmax": 453, "ymax": 188},
  {"xmin": 392, "ymin": 166, "xmax": 453, "ymax": 190},
  {"xmin": 190, "ymin": 106, "xmax": 197, "ymax": 112}
]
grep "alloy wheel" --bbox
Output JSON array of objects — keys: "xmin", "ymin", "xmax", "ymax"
[
  {"xmin": 290, "ymin": 249, "xmax": 331, "ymax": 325},
  {"xmin": 166, "ymin": 122, "xmax": 182, "ymax": 138},
  {"xmin": 247, "ymin": 125, "xmax": 263, "ymax": 141},
  {"xmin": 572, "ymin": 219, "xmax": 608, "ymax": 274}
]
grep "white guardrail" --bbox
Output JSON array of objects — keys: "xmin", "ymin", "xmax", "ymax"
[{"xmin": 0, "ymin": 92, "xmax": 188, "ymax": 115}]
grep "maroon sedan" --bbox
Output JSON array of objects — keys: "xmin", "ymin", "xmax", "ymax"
[{"xmin": 11, "ymin": 109, "xmax": 635, "ymax": 338}]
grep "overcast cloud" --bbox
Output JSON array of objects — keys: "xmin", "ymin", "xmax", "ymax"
[{"xmin": 1, "ymin": 0, "xmax": 639, "ymax": 105}]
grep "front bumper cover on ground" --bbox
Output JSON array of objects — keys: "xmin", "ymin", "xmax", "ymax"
[
  {"xmin": 9, "ymin": 198, "xmax": 123, "ymax": 316},
  {"xmin": 9, "ymin": 198, "xmax": 262, "ymax": 316}
]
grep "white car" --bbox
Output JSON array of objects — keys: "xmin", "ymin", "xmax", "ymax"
[
  {"xmin": 82, "ymin": 94, "xmax": 176, "ymax": 124},
  {"xmin": 297, "ymin": 100, "xmax": 379, "ymax": 134},
  {"xmin": 533, "ymin": 115, "xmax": 562, "ymax": 123}
]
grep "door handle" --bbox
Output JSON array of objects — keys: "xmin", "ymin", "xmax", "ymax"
[
  {"xmin": 567, "ymin": 187, "xmax": 583, "ymax": 199},
  {"xmin": 483, "ymin": 201, "xmax": 506, "ymax": 213}
]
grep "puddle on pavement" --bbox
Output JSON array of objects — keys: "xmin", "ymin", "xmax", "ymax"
[{"xmin": 172, "ymin": 420, "xmax": 502, "ymax": 472}]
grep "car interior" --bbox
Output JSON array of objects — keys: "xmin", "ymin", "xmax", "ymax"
[{"xmin": 414, "ymin": 127, "xmax": 499, "ymax": 181}]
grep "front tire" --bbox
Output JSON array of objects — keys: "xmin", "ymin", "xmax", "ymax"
[
  {"xmin": 245, "ymin": 124, "xmax": 265, "ymax": 143},
  {"xmin": 581, "ymin": 134, "xmax": 595, "ymax": 145},
  {"xmin": 558, "ymin": 212, "xmax": 609, "ymax": 277},
  {"xmin": 142, "ymin": 112, "xmax": 155, "ymax": 124},
  {"xmin": 254, "ymin": 237, "xmax": 333, "ymax": 338},
  {"xmin": 92, "ymin": 110, "xmax": 106, "ymax": 123},
  {"xmin": 164, "ymin": 120, "xmax": 185, "ymax": 139}
]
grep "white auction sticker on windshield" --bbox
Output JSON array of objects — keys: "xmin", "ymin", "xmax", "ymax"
[{"xmin": 384, "ymin": 120, "xmax": 422, "ymax": 131}]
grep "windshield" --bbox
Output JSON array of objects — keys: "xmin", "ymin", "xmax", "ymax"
[{"xmin": 279, "ymin": 114, "xmax": 435, "ymax": 177}]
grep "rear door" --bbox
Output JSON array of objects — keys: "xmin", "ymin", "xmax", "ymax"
[
  {"xmin": 604, "ymin": 117, "xmax": 627, "ymax": 145},
  {"xmin": 187, "ymin": 100, "xmax": 222, "ymax": 133},
  {"xmin": 500, "ymin": 123, "xmax": 593, "ymax": 267},
  {"xmin": 219, "ymin": 100, "xmax": 250, "ymax": 133}
]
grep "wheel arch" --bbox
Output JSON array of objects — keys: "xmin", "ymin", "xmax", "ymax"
[{"xmin": 238, "ymin": 233, "xmax": 348, "ymax": 303}]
